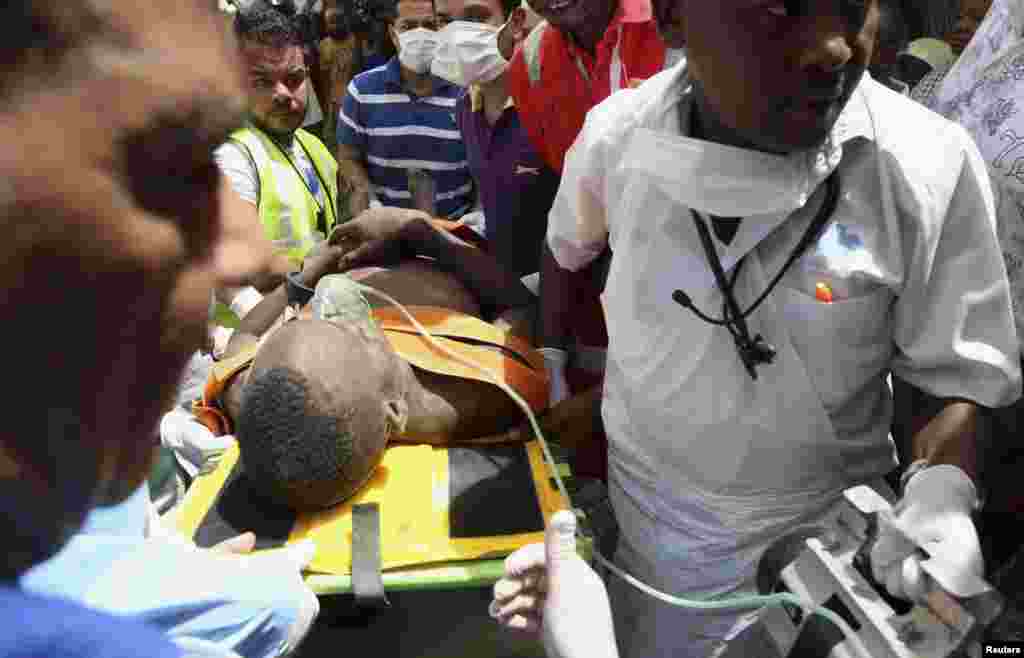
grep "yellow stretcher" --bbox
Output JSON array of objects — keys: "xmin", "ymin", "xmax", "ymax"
[{"xmin": 174, "ymin": 438, "xmax": 571, "ymax": 596}]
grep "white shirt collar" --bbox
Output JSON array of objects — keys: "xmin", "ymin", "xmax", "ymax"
[{"xmin": 628, "ymin": 67, "xmax": 881, "ymax": 268}]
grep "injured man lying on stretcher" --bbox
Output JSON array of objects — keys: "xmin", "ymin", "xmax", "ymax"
[{"xmin": 192, "ymin": 208, "xmax": 551, "ymax": 512}]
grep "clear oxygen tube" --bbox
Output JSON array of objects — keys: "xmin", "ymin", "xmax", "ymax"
[{"xmin": 349, "ymin": 282, "xmax": 867, "ymax": 656}]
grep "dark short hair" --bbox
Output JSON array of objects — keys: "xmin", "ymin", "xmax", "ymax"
[
  {"xmin": 236, "ymin": 366, "xmax": 361, "ymax": 511},
  {"xmin": 392, "ymin": 0, "xmax": 433, "ymax": 20},
  {"xmin": 234, "ymin": 0, "xmax": 306, "ymax": 48}
]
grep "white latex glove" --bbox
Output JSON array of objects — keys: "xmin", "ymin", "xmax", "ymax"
[
  {"xmin": 539, "ymin": 347, "xmax": 571, "ymax": 407},
  {"xmin": 870, "ymin": 465, "xmax": 982, "ymax": 600},
  {"xmin": 239, "ymin": 540, "xmax": 321, "ymax": 650},
  {"xmin": 490, "ymin": 511, "xmax": 619, "ymax": 658},
  {"xmin": 240, "ymin": 539, "xmax": 318, "ymax": 573},
  {"xmin": 159, "ymin": 408, "xmax": 234, "ymax": 479},
  {"xmin": 460, "ymin": 210, "xmax": 487, "ymax": 239}
]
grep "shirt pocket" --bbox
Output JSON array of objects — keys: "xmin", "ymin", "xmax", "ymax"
[{"xmin": 780, "ymin": 285, "xmax": 894, "ymax": 413}]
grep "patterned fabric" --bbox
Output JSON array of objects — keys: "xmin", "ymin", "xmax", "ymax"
[{"xmin": 931, "ymin": 0, "xmax": 1024, "ymax": 341}]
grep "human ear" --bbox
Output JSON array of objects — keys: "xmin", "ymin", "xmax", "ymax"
[{"xmin": 383, "ymin": 398, "xmax": 409, "ymax": 438}]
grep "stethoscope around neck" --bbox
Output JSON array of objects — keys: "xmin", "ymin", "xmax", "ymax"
[{"xmin": 671, "ymin": 170, "xmax": 841, "ymax": 381}]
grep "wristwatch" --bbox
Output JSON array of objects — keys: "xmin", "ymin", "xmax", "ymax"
[{"xmin": 285, "ymin": 270, "xmax": 315, "ymax": 308}]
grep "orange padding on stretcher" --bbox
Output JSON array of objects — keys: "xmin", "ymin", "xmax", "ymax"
[
  {"xmin": 192, "ymin": 345, "xmax": 260, "ymax": 435},
  {"xmin": 371, "ymin": 306, "xmax": 549, "ymax": 416}
]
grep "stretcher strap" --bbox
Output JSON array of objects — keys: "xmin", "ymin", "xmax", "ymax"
[{"xmin": 351, "ymin": 503, "xmax": 389, "ymax": 609}]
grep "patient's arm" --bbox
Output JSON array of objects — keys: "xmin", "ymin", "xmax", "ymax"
[
  {"xmin": 334, "ymin": 212, "xmax": 535, "ymax": 316},
  {"xmin": 468, "ymin": 385, "xmax": 604, "ymax": 449},
  {"xmin": 223, "ymin": 243, "xmax": 345, "ymax": 357}
]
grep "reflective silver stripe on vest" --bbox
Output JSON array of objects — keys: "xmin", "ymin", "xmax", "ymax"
[{"xmin": 523, "ymin": 20, "xmax": 548, "ymax": 86}]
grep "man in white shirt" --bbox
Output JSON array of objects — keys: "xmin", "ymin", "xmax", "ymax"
[{"xmin": 493, "ymin": 1, "xmax": 1022, "ymax": 656}]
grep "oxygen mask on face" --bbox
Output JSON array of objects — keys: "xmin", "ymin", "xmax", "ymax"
[{"xmin": 311, "ymin": 273, "xmax": 377, "ymax": 328}]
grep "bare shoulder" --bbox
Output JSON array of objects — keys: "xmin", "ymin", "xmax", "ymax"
[{"xmin": 350, "ymin": 260, "xmax": 482, "ymax": 317}]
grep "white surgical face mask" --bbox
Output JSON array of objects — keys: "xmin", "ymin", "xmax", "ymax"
[
  {"xmin": 397, "ymin": 27, "xmax": 439, "ymax": 74},
  {"xmin": 630, "ymin": 129, "xmax": 832, "ymax": 218},
  {"xmin": 626, "ymin": 91, "xmax": 841, "ymax": 218},
  {"xmin": 431, "ymin": 20, "xmax": 508, "ymax": 87}
]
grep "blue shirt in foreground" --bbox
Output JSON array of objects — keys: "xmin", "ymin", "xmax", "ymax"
[
  {"xmin": 0, "ymin": 585, "xmax": 181, "ymax": 658},
  {"xmin": 338, "ymin": 57, "xmax": 473, "ymax": 219}
]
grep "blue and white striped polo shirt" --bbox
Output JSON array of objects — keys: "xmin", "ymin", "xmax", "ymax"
[{"xmin": 337, "ymin": 57, "xmax": 473, "ymax": 219}]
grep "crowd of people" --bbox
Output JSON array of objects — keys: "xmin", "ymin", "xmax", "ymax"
[{"xmin": 4, "ymin": 0, "xmax": 1024, "ymax": 657}]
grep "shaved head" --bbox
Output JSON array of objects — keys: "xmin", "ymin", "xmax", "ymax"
[{"xmin": 237, "ymin": 319, "xmax": 411, "ymax": 511}]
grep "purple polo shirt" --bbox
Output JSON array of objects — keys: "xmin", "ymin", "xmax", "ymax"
[{"xmin": 455, "ymin": 87, "xmax": 559, "ymax": 277}]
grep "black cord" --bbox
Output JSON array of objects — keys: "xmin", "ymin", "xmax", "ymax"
[
  {"xmin": 673, "ymin": 170, "xmax": 841, "ymax": 379},
  {"xmin": 293, "ymin": 136, "xmax": 338, "ymax": 229},
  {"xmin": 266, "ymin": 134, "xmax": 337, "ymax": 235}
]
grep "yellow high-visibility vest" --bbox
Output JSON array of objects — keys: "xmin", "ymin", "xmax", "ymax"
[{"xmin": 228, "ymin": 125, "xmax": 346, "ymax": 266}]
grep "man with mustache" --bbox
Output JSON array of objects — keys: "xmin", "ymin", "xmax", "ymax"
[
  {"xmin": 490, "ymin": 1, "xmax": 1022, "ymax": 656},
  {"xmin": 211, "ymin": 0, "xmax": 346, "ymax": 346},
  {"xmin": 216, "ymin": 1, "xmax": 343, "ymax": 273}
]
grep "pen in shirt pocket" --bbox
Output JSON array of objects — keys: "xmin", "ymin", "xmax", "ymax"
[{"xmin": 815, "ymin": 281, "xmax": 834, "ymax": 304}]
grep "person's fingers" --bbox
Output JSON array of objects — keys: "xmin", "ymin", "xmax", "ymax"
[
  {"xmin": 494, "ymin": 577, "xmax": 524, "ymax": 602},
  {"xmin": 504, "ymin": 542, "xmax": 546, "ymax": 577},
  {"xmin": 211, "ymin": 532, "xmax": 256, "ymax": 554},
  {"xmin": 284, "ymin": 539, "xmax": 318, "ymax": 571},
  {"xmin": 500, "ymin": 613, "xmax": 542, "ymax": 635},
  {"xmin": 337, "ymin": 240, "xmax": 381, "ymax": 271},
  {"xmin": 493, "ymin": 573, "xmax": 547, "ymax": 604},
  {"xmin": 328, "ymin": 221, "xmax": 363, "ymax": 246},
  {"xmin": 518, "ymin": 571, "xmax": 546, "ymax": 593},
  {"xmin": 545, "ymin": 509, "xmax": 578, "ymax": 581},
  {"xmin": 494, "ymin": 591, "xmax": 545, "ymax": 620}
]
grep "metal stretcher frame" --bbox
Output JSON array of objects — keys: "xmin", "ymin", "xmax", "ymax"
[{"xmin": 171, "ymin": 440, "xmax": 574, "ymax": 597}]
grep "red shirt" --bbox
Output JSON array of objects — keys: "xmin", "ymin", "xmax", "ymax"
[{"xmin": 508, "ymin": 0, "xmax": 665, "ymax": 173}]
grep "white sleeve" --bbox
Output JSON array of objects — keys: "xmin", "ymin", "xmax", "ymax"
[
  {"xmin": 460, "ymin": 210, "xmax": 487, "ymax": 238},
  {"xmin": 891, "ymin": 128, "xmax": 1023, "ymax": 407},
  {"xmin": 214, "ymin": 141, "xmax": 260, "ymax": 207},
  {"xmin": 546, "ymin": 112, "xmax": 611, "ymax": 272}
]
